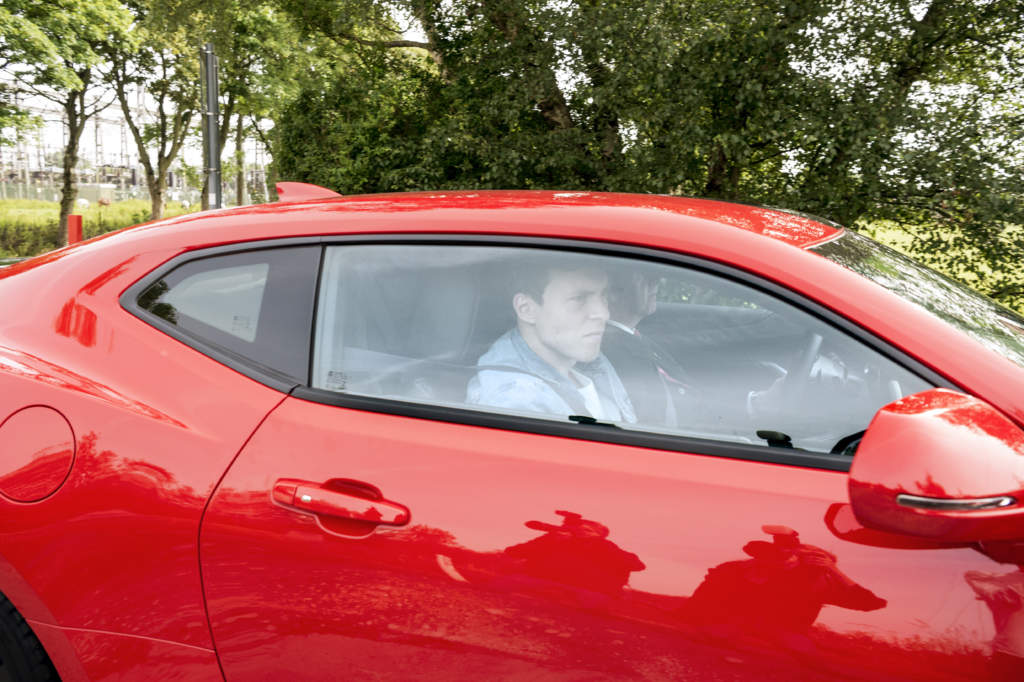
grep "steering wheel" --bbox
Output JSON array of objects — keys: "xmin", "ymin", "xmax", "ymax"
[
  {"xmin": 778, "ymin": 331, "xmax": 824, "ymax": 407},
  {"xmin": 830, "ymin": 429, "xmax": 866, "ymax": 455}
]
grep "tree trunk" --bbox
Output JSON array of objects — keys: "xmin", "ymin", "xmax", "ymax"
[
  {"xmin": 59, "ymin": 92, "xmax": 87, "ymax": 236},
  {"xmin": 150, "ymin": 182, "xmax": 165, "ymax": 221},
  {"xmin": 58, "ymin": 158, "xmax": 77, "ymax": 236},
  {"xmin": 150, "ymin": 156, "xmax": 174, "ymax": 221},
  {"xmin": 703, "ymin": 142, "xmax": 730, "ymax": 198}
]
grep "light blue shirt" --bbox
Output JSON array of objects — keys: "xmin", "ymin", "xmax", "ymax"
[{"xmin": 466, "ymin": 328, "xmax": 636, "ymax": 422}]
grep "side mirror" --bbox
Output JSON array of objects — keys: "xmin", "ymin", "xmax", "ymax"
[{"xmin": 849, "ymin": 388, "xmax": 1024, "ymax": 543}]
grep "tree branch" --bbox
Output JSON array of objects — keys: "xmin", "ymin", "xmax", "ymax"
[{"xmin": 328, "ymin": 30, "xmax": 432, "ymax": 51}]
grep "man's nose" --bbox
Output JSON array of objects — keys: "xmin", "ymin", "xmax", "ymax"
[{"xmin": 588, "ymin": 296, "xmax": 610, "ymax": 320}]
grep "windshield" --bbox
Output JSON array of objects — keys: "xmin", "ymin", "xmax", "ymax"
[{"xmin": 812, "ymin": 230, "xmax": 1024, "ymax": 370}]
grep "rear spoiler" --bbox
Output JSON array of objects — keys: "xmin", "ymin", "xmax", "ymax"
[{"xmin": 275, "ymin": 182, "xmax": 342, "ymax": 202}]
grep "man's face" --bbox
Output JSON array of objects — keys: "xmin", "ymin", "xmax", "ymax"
[
  {"xmin": 631, "ymin": 273, "xmax": 659, "ymax": 319},
  {"xmin": 608, "ymin": 272, "xmax": 659, "ymax": 326},
  {"xmin": 622, "ymin": 272, "xmax": 655, "ymax": 317},
  {"xmin": 516, "ymin": 268, "xmax": 610, "ymax": 373}
]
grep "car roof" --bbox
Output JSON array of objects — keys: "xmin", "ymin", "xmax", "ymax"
[{"xmin": 147, "ymin": 190, "xmax": 842, "ymax": 250}]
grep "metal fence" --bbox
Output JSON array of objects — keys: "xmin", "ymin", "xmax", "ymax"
[{"xmin": 1, "ymin": 181, "xmax": 221, "ymax": 208}]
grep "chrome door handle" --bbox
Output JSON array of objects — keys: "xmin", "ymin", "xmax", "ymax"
[{"xmin": 896, "ymin": 493, "xmax": 1017, "ymax": 511}]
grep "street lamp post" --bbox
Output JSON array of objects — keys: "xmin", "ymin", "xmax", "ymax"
[{"xmin": 199, "ymin": 43, "xmax": 221, "ymax": 209}]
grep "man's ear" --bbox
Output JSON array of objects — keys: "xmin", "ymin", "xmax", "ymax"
[{"xmin": 513, "ymin": 292, "xmax": 538, "ymax": 324}]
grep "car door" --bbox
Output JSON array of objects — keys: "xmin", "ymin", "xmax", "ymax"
[{"xmin": 200, "ymin": 239, "xmax": 1010, "ymax": 681}]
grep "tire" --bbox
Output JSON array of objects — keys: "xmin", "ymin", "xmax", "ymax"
[{"xmin": 0, "ymin": 592, "xmax": 57, "ymax": 682}]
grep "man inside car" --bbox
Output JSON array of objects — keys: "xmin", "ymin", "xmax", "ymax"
[
  {"xmin": 466, "ymin": 256, "xmax": 636, "ymax": 422},
  {"xmin": 603, "ymin": 269, "xmax": 688, "ymax": 427}
]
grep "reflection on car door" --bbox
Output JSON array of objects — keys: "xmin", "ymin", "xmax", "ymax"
[{"xmin": 199, "ymin": 398, "xmax": 1006, "ymax": 681}]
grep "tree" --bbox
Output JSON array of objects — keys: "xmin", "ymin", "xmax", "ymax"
[
  {"xmin": 105, "ymin": 2, "xmax": 199, "ymax": 221},
  {"xmin": 1, "ymin": 0, "xmax": 132, "ymax": 232},
  {"xmin": 149, "ymin": 0, "xmax": 317, "ymax": 207},
  {"xmin": 269, "ymin": 0, "xmax": 1024, "ymax": 309}
]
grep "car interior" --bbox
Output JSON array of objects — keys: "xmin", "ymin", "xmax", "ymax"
[{"xmin": 311, "ymin": 245, "xmax": 932, "ymax": 453}]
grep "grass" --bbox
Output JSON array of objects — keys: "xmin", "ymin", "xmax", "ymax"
[{"xmin": 0, "ymin": 198, "xmax": 197, "ymax": 257}]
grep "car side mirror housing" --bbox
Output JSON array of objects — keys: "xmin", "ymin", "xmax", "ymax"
[{"xmin": 849, "ymin": 388, "xmax": 1024, "ymax": 543}]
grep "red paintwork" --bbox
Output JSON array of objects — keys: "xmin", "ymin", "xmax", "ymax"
[
  {"xmin": 0, "ymin": 190, "xmax": 1020, "ymax": 679},
  {"xmin": 6, "ymin": 191, "xmax": 1016, "ymax": 425},
  {"xmin": 201, "ymin": 398, "xmax": 1002, "ymax": 681},
  {"xmin": 0, "ymin": 405, "xmax": 75, "ymax": 502},
  {"xmin": 0, "ymin": 225, "xmax": 287, "ymax": 678},
  {"xmin": 850, "ymin": 388, "xmax": 1024, "ymax": 542},
  {"xmin": 28, "ymin": 619, "xmax": 222, "ymax": 682}
]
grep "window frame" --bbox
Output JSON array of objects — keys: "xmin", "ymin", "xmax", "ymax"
[
  {"xmin": 123, "ymin": 234, "xmax": 956, "ymax": 471},
  {"xmin": 296, "ymin": 235, "xmax": 955, "ymax": 473}
]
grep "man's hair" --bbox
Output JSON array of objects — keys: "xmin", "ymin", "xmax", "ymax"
[{"xmin": 509, "ymin": 253, "xmax": 604, "ymax": 302}]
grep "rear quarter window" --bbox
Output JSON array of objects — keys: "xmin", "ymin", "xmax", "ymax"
[{"xmin": 134, "ymin": 246, "xmax": 320, "ymax": 383}]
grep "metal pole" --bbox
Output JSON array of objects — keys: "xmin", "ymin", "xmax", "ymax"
[
  {"xmin": 67, "ymin": 214, "xmax": 83, "ymax": 245},
  {"xmin": 200, "ymin": 43, "xmax": 221, "ymax": 209}
]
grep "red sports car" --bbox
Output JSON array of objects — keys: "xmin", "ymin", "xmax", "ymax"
[{"xmin": 2, "ymin": 186, "xmax": 1023, "ymax": 681}]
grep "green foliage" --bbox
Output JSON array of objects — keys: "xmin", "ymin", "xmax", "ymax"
[
  {"xmin": 0, "ymin": 84, "xmax": 39, "ymax": 145},
  {"xmin": 2, "ymin": 0, "xmax": 135, "ymax": 231},
  {"xmin": 101, "ymin": 1, "xmax": 202, "ymax": 220},
  {"xmin": 270, "ymin": 0, "xmax": 1024, "ymax": 308},
  {"xmin": 0, "ymin": 199, "xmax": 196, "ymax": 257},
  {"xmin": 0, "ymin": 0, "xmax": 134, "ymax": 92}
]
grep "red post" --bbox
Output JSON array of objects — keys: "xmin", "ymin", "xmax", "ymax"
[{"xmin": 67, "ymin": 214, "xmax": 83, "ymax": 245}]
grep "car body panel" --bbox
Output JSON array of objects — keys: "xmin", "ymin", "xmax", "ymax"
[
  {"xmin": 27, "ymin": 620, "xmax": 221, "ymax": 682},
  {"xmin": 202, "ymin": 397, "xmax": 1001, "ymax": 680},
  {"xmin": 4, "ymin": 192, "xmax": 1022, "ymax": 424},
  {"xmin": 0, "ymin": 190, "xmax": 1022, "ymax": 679},
  {"xmin": 0, "ymin": 229, "xmax": 287, "ymax": 676}
]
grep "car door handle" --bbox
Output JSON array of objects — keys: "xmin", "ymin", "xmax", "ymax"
[{"xmin": 273, "ymin": 478, "xmax": 410, "ymax": 526}]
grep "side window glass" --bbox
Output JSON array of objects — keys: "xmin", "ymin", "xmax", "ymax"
[
  {"xmin": 312, "ymin": 245, "xmax": 932, "ymax": 454},
  {"xmin": 138, "ymin": 247, "xmax": 319, "ymax": 381},
  {"xmin": 151, "ymin": 263, "xmax": 269, "ymax": 341}
]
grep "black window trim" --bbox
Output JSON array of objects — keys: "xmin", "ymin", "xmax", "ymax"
[{"xmin": 122, "ymin": 233, "xmax": 958, "ymax": 473}]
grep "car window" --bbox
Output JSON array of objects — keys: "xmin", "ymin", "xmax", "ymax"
[
  {"xmin": 158, "ymin": 263, "xmax": 269, "ymax": 342},
  {"xmin": 311, "ymin": 244, "xmax": 931, "ymax": 454},
  {"xmin": 137, "ymin": 246, "xmax": 320, "ymax": 381}
]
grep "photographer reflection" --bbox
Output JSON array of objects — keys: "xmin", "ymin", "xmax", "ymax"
[
  {"xmin": 966, "ymin": 543, "xmax": 1024, "ymax": 681},
  {"xmin": 501, "ymin": 510, "xmax": 646, "ymax": 607},
  {"xmin": 683, "ymin": 525, "xmax": 886, "ymax": 655}
]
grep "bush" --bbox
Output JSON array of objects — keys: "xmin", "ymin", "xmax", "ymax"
[{"xmin": 0, "ymin": 199, "xmax": 196, "ymax": 257}]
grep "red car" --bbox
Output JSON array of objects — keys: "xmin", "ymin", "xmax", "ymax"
[{"xmin": 2, "ymin": 187, "xmax": 1023, "ymax": 681}]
